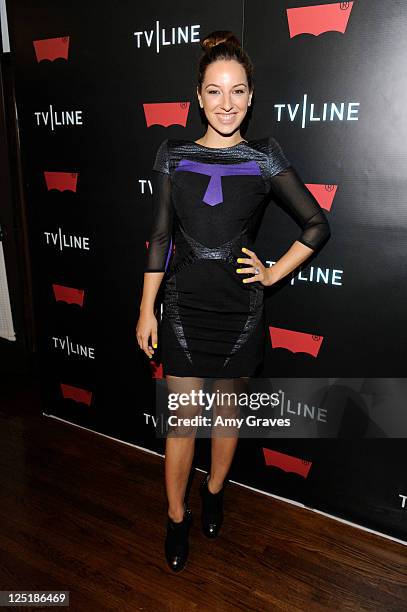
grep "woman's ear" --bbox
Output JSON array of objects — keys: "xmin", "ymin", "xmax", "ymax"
[{"xmin": 196, "ymin": 86, "xmax": 203, "ymax": 108}]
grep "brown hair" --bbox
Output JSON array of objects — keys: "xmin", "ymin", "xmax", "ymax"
[{"xmin": 197, "ymin": 30, "xmax": 254, "ymax": 93}]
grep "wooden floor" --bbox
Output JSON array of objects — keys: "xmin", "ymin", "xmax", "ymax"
[{"xmin": 0, "ymin": 371, "xmax": 406, "ymax": 612}]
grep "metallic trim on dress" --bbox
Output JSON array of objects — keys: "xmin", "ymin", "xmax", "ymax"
[
  {"xmin": 163, "ymin": 225, "xmax": 264, "ymax": 369},
  {"xmin": 164, "ymin": 273, "xmax": 194, "ymax": 365},
  {"xmin": 222, "ymin": 287, "xmax": 263, "ymax": 368},
  {"xmin": 178, "ymin": 225, "xmax": 238, "ymax": 262}
]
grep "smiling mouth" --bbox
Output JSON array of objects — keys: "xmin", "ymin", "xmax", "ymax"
[{"xmin": 216, "ymin": 113, "xmax": 238, "ymax": 122}]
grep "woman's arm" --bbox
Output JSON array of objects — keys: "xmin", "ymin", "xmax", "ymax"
[
  {"xmin": 140, "ymin": 169, "xmax": 173, "ymax": 310},
  {"xmin": 266, "ymin": 163, "xmax": 331, "ymax": 284},
  {"xmin": 137, "ymin": 164, "xmax": 173, "ymax": 357},
  {"xmin": 139, "ymin": 271, "xmax": 165, "ymax": 314},
  {"xmin": 235, "ymin": 138, "xmax": 332, "ymax": 287}
]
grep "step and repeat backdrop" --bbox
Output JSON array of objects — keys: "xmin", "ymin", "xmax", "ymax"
[{"xmin": 6, "ymin": 0, "xmax": 407, "ymax": 543}]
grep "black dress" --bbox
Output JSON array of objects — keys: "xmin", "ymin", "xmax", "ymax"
[{"xmin": 144, "ymin": 136, "xmax": 330, "ymax": 378}]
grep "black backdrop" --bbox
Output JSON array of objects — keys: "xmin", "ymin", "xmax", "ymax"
[{"xmin": 5, "ymin": 0, "xmax": 407, "ymax": 543}]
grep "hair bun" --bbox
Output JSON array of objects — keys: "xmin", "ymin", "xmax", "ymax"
[
  {"xmin": 197, "ymin": 29, "xmax": 253, "ymax": 94},
  {"xmin": 201, "ymin": 30, "xmax": 242, "ymax": 53}
]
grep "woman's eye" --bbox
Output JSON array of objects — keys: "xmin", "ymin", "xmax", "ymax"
[{"xmin": 207, "ymin": 90, "xmax": 246, "ymax": 95}]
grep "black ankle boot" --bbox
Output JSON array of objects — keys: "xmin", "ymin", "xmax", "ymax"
[
  {"xmin": 164, "ymin": 504, "xmax": 192, "ymax": 572},
  {"xmin": 199, "ymin": 473, "xmax": 225, "ymax": 538}
]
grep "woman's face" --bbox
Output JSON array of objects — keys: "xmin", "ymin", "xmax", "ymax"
[{"xmin": 196, "ymin": 59, "xmax": 253, "ymax": 135}]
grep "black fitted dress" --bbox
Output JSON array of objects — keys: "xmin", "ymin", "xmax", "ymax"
[{"xmin": 144, "ymin": 136, "xmax": 330, "ymax": 378}]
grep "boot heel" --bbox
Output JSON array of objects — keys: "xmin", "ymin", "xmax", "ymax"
[{"xmin": 164, "ymin": 504, "xmax": 192, "ymax": 572}]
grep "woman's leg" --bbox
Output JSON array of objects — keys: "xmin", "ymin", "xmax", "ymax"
[
  {"xmin": 208, "ymin": 376, "xmax": 249, "ymax": 493},
  {"xmin": 164, "ymin": 374, "xmax": 205, "ymax": 521}
]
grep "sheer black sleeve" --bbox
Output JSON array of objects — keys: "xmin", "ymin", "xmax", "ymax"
[
  {"xmin": 144, "ymin": 140, "xmax": 174, "ymax": 273},
  {"xmin": 268, "ymin": 137, "xmax": 331, "ymax": 251}
]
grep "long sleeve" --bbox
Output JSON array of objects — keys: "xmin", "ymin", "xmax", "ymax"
[
  {"xmin": 268, "ymin": 137, "xmax": 331, "ymax": 250},
  {"xmin": 144, "ymin": 140, "xmax": 174, "ymax": 273}
]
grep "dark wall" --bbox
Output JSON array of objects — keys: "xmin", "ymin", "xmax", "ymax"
[{"xmin": 5, "ymin": 0, "xmax": 407, "ymax": 543}]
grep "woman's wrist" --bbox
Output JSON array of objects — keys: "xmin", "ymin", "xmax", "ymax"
[
  {"xmin": 265, "ymin": 267, "xmax": 279, "ymax": 286},
  {"xmin": 139, "ymin": 301, "xmax": 155, "ymax": 314}
]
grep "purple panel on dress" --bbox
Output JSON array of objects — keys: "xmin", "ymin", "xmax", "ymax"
[
  {"xmin": 164, "ymin": 236, "xmax": 173, "ymax": 272},
  {"xmin": 175, "ymin": 160, "xmax": 261, "ymax": 206}
]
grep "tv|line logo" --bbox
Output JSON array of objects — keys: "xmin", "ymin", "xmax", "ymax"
[
  {"xmin": 43, "ymin": 228, "xmax": 90, "ymax": 252},
  {"xmin": 51, "ymin": 335, "xmax": 95, "ymax": 359},
  {"xmin": 133, "ymin": 21, "xmax": 200, "ymax": 53},
  {"xmin": 34, "ymin": 104, "xmax": 83, "ymax": 130},
  {"xmin": 275, "ymin": 94, "xmax": 359, "ymax": 127}
]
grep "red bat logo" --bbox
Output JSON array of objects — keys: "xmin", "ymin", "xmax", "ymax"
[
  {"xmin": 53, "ymin": 284, "xmax": 85, "ymax": 306},
  {"xmin": 263, "ymin": 448, "xmax": 312, "ymax": 478},
  {"xmin": 305, "ymin": 183, "xmax": 337, "ymax": 212},
  {"xmin": 150, "ymin": 361, "xmax": 163, "ymax": 378},
  {"xmin": 44, "ymin": 171, "xmax": 78, "ymax": 192},
  {"xmin": 287, "ymin": 2, "xmax": 354, "ymax": 38},
  {"xmin": 33, "ymin": 36, "xmax": 70, "ymax": 62},
  {"xmin": 144, "ymin": 102, "xmax": 190, "ymax": 127},
  {"xmin": 269, "ymin": 326, "xmax": 324, "ymax": 357},
  {"xmin": 61, "ymin": 383, "xmax": 92, "ymax": 406}
]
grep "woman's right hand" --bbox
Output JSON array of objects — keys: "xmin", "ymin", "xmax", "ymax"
[{"xmin": 136, "ymin": 309, "xmax": 158, "ymax": 359}]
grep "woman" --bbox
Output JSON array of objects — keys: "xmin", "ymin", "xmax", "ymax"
[{"xmin": 136, "ymin": 30, "xmax": 331, "ymax": 572}]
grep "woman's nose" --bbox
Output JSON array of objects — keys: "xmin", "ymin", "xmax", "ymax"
[{"xmin": 221, "ymin": 97, "xmax": 233, "ymax": 110}]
